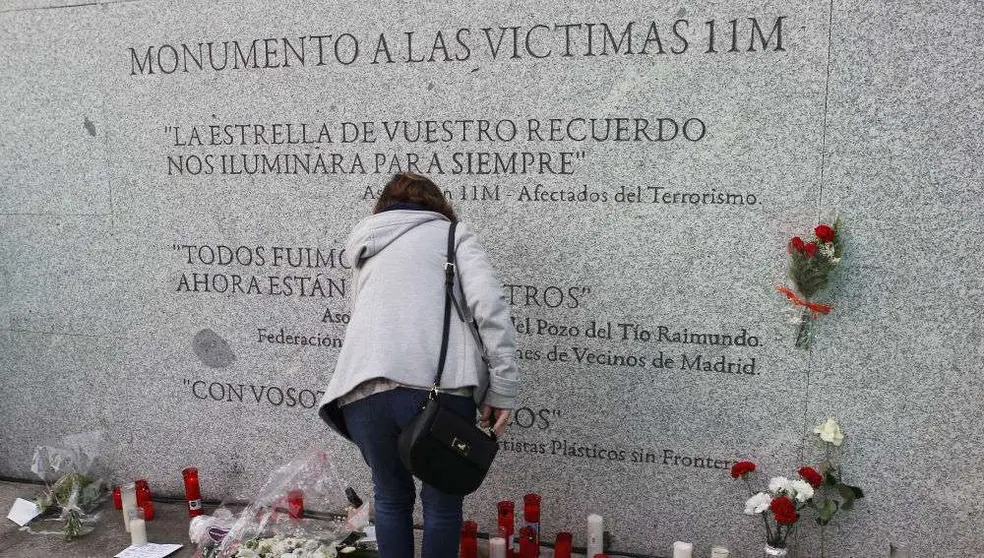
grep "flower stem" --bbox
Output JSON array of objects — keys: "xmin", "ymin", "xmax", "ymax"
[{"xmin": 795, "ymin": 308, "xmax": 813, "ymax": 349}]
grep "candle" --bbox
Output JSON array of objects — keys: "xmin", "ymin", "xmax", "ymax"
[
  {"xmin": 711, "ymin": 547, "xmax": 730, "ymax": 558},
  {"xmin": 489, "ymin": 537, "xmax": 506, "ymax": 558},
  {"xmin": 460, "ymin": 520, "xmax": 478, "ymax": 558},
  {"xmin": 287, "ymin": 489, "xmax": 304, "ymax": 519},
  {"xmin": 497, "ymin": 500, "xmax": 515, "ymax": 557},
  {"xmin": 141, "ymin": 501, "xmax": 155, "ymax": 521},
  {"xmin": 523, "ymin": 493, "xmax": 541, "ymax": 547},
  {"xmin": 182, "ymin": 467, "xmax": 204, "ymax": 518},
  {"xmin": 120, "ymin": 483, "xmax": 137, "ymax": 533},
  {"xmin": 136, "ymin": 483, "xmax": 153, "ymax": 520},
  {"xmin": 586, "ymin": 514, "xmax": 603, "ymax": 558},
  {"xmin": 130, "ymin": 509, "xmax": 148, "ymax": 546},
  {"xmin": 673, "ymin": 541, "xmax": 693, "ymax": 558},
  {"xmin": 518, "ymin": 527, "xmax": 537, "ymax": 558},
  {"xmin": 112, "ymin": 486, "xmax": 123, "ymax": 510},
  {"xmin": 554, "ymin": 532, "xmax": 573, "ymax": 558}
]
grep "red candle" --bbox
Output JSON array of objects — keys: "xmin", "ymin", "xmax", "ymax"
[
  {"xmin": 141, "ymin": 500, "xmax": 156, "ymax": 521},
  {"xmin": 523, "ymin": 493, "xmax": 541, "ymax": 546},
  {"xmin": 497, "ymin": 500, "xmax": 515, "ymax": 558},
  {"xmin": 112, "ymin": 486, "xmax": 123, "ymax": 510},
  {"xmin": 136, "ymin": 484, "xmax": 151, "ymax": 507},
  {"xmin": 554, "ymin": 532, "xmax": 573, "ymax": 558},
  {"xmin": 459, "ymin": 520, "xmax": 478, "ymax": 558},
  {"xmin": 182, "ymin": 467, "xmax": 204, "ymax": 517},
  {"xmin": 287, "ymin": 489, "xmax": 304, "ymax": 519},
  {"xmin": 518, "ymin": 526, "xmax": 537, "ymax": 558}
]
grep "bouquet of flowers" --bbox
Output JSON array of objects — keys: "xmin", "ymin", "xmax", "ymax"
[
  {"xmin": 777, "ymin": 219, "xmax": 843, "ymax": 349},
  {"xmin": 30, "ymin": 431, "xmax": 108, "ymax": 540},
  {"xmin": 194, "ymin": 447, "xmax": 373, "ymax": 558},
  {"xmin": 731, "ymin": 461, "xmax": 818, "ymax": 554}
]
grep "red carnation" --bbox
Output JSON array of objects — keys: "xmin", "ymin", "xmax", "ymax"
[
  {"xmin": 730, "ymin": 461, "xmax": 756, "ymax": 479},
  {"xmin": 803, "ymin": 242, "xmax": 818, "ymax": 258},
  {"xmin": 770, "ymin": 495, "xmax": 799, "ymax": 525},
  {"xmin": 798, "ymin": 466, "xmax": 823, "ymax": 488},
  {"xmin": 788, "ymin": 236, "xmax": 806, "ymax": 254},
  {"xmin": 815, "ymin": 224, "xmax": 835, "ymax": 243}
]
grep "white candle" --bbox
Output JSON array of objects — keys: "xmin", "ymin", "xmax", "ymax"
[
  {"xmin": 673, "ymin": 541, "xmax": 693, "ymax": 558},
  {"xmin": 120, "ymin": 483, "xmax": 137, "ymax": 533},
  {"xmin": 129, "ymin": 516, "xmax": 148, "ymax": 546},
  {"xmin": 489, "ymin": 536, "xmax": 506, "ymax": 558},
  {"xmin": 711, "ymin": 547, "xmax": 730, "ymax": 558},
  {"xmin": 587, "ymin": 514, "xmax": 603, "ymax": 558}
]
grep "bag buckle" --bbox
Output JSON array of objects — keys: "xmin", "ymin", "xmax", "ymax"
[{"xmin": 451, "ymin": 437, "xmax": 470, "ymax": 455}]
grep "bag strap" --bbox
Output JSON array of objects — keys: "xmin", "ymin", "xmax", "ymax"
[{"xmin": 432, "ymin": 221, "xmax": 457, "ymax": 394}]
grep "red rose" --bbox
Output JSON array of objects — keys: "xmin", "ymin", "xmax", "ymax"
[
  {"xmin": 798, "ymin": 466, "xmax": 823, "ymax": 488},
  {"xmin": 730, "ymin": 461, "xmax": 756, "ymax": 479},
  {"xmin": 815, "ymin": 224, "xmax": 835, "ymax": 243},
  {"xmin": 803, "ymin": 242, "xmax": 818, "ymax": 258},
  {"xmin": 770, "ymin": 496, "xmax": 799, "ymax": 525},
  {"xmin": 788, "ymin": 236, "xmax": 806, "ymax": 254}
]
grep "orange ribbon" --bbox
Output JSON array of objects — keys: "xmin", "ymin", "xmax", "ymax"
[{"xmin": 775, "ymin": 285, "xmax": 833, "ymax": 318}]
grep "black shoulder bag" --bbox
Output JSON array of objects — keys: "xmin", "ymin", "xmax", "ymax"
[{"xmin": 396, "ymin": 221, "xmax": 499, "ymax": 495}]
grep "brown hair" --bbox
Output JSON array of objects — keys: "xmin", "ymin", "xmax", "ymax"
[{"xmin": 373, "ymin": 173, "xmax": 457, "ymax": 222}]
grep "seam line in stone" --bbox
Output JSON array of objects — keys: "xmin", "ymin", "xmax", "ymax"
[{"xmin": 817, "ymin": 0, "xmax": 835, "ymax": 220}]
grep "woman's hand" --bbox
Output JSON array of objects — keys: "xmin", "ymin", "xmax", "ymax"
[{"xmin": 479, "ymin": 404, "xmax": 511, "ymax": 436}]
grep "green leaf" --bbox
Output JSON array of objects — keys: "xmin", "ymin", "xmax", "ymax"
[{"xmin": 817, "ymin": 499, "xmax": 838, "ymax": 525}]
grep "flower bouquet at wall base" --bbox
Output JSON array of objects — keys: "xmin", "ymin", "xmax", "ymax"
[
  {"xmin": 731, "ymin": 461, "xmax": 815, "ymax": 554},
  {"xmin": 28, "ymin": 431, "xmax": 109, "ymax": 540},
  {"xmin": 777, "ymin": 219, "xmax": 843, "ymax": 349},
  {"xmin": 192, "ymin": 447, "xmax": 374, "ymax": 558}
]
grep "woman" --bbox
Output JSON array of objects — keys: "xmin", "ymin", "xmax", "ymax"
[{"xmin": 319, "ymin": 173, "xmax": 519, "ymax": 558}]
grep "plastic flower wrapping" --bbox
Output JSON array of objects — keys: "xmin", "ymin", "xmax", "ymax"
[
  {"xmin": 29, "ymin": 431, "xmax": 109, "ymax": 540},
  {"xmin": 193, "ymin": 447, "xmax": 373, "ymax": 558}
]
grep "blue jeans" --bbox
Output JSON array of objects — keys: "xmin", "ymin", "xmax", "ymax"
[{"xmin": 343, "ymin": 387, "xmax": 476, "ymax": 558}]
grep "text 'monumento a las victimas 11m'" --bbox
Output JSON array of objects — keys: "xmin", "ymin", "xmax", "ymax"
[{"xmin": 1, "ymin": 1, "xmax": 982, "ymax": 555}]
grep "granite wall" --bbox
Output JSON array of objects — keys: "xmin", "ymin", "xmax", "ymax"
[{"xmin": 1, "ymin": 0, "xmax": 981, "ymax": 556}]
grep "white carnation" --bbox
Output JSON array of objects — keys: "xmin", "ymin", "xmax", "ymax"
[
  {"xmin": 744, "ymin": 492, "xmax": 772, "ymax": 515},
  {"xmin": 769, "ymin": 476, "xmax": 792, "ymax": 495},
  {"xmin": 789, "ymin": 479, "xmax": 815, "ymax": 502},
  {"xmin": 814, "ymin": 418, "xmax": 845, "ymax": 446}
]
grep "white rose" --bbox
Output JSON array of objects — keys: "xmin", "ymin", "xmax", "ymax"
[
  {"xmin": 768, "ymin": 476, "xmax": 792, "ymax": 495},
  {"xmin": 789, "ymin": 479, "xmax": 815, "ymax": 502},
  {"xmin": 744, "ymin": 492, "xmax": 772, "ymax": 515},
  {"xmin": 814, "ymin": 418, "xmax": 845, "ymax": 446}
]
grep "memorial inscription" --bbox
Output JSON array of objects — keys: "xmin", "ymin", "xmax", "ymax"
[{"xmin": 129, "ymin": 17, "xmax": 787, "ymax": 75}]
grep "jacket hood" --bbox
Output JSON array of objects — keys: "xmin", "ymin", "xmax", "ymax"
[{"xmin": 346, "ymin": 210, "xmax": 450, "ymax": 263}]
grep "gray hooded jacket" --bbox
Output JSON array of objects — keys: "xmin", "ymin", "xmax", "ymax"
[{"xmin": 318, "ymin": 209, "xmax": 520, "ymax": 437}]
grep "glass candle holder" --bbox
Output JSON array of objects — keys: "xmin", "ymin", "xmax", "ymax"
[
  {"xmin": 518, "ymin": 526, "xmax": 537, "ymax": 558},
  {"xmin": 460, "ymin": 520, "xmax": 478, "ymax": 558},
  {"xmin": 182, "ymin": 467, "xmax": 204, "ymax": 518},
  {"xmin": 554, "ymin": 532, "xmax": 573, "ymax": 558},
  {"xmin": 497, "ymin": 500, "xmax": 515, "ymax": 557},
  {"xmin": 523, "ymin": 493, "xmax": 541, "ymax": 546},
  {"xmin": 287, "ymin": 489, "xmax": 304, "ymax": 519},
  {"xmin": 120, "ymin": 483, "xmax": 138, "ymax": 533}
]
